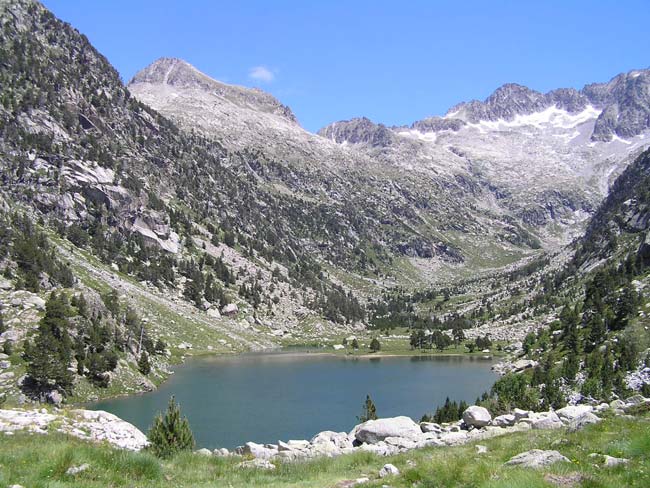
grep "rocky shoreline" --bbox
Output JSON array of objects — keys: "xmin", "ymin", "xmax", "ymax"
[
  {"xmin": 209, "ymin": 394, "xmax": 649, "ymax": 467},
  {"xmin": 0, "ymin": 408, "xmax": 148, "ymax": 451},
  {"xmin": 1, "ymin": 394, "xmax": 648, "ymax": 467}
]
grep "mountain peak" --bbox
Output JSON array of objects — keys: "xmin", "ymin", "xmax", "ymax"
[
  {"xmin": 129, "ymin": 57, "xmax": 213, "ymax": 90},
  {"xmin": 317, "ymin": 117, "xmax": 395, "ymax": 147},
  {"xmin": 129, "ymin": 58, "xmax": 298, "ymax": 124}
]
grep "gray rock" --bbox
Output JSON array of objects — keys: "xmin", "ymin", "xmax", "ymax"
[
  {"xmin": 625, "ymin": 394, "xmax": 647, "ymax": 406},
  {"xmin": 278, "ymin": 439, "xmax": 310, "ymax": 452},
  {"xmin": 567, "ymin": 412, "xmax": 601, "ymax": 432},
  {"xmin": 531, "ymin": 412, "xmax": 563, "ymax": 430},
  {"xmin": 379, "ymin": 463, "xmax": 400, "ymax": 477},
  {"xmin": 221, "ymin": 303, "xmax": 239, "ymax": 315},
  {"xmin": 384, "ymin": 436, "xmax": 417, "ymax": 450},
  {"xmin": 24, "ymin": 295, "xmax": 46, "ymax": 310},
  {"xmin": 0, "ymin": 360, "xmax": 10, "ymax": 369},
  {"xmin": 310, "ymin": 430, "xmax": 353, "ymax": 449},
  {"xmin": 194, "ymin": 448, "xmax": 212, "ymax": 456},
  {"xmin": 236, "ymin": 458, "xmax": 276, "ymax": 470},
  {"xmin": 476, "ymin": 444, "xmax": 488, "ymax": 454},
  {"xmin": 462, "ymin": 406, "xmax": 492, "ymax": 428},
  {"xmin": 493, "ymin": 414, "xmax": 516, "ymax": 427},
  {"xmin": 213, "ymin": 447, "xmax": 230, "ymax": 457},
  {"xmin": 609, "ymin": 399, "xmax": 626, "ymax": 410},
  {"xmin": 505, "ymin": 449, "xmax": 570, "ymax": 468},
  {"xmin": 556, "ymin": 405, "xmax": 593, "ymax": 422},
  {"xmin": 420, "ymin": 422, "xmax": 442, "ymax": 433},
  {"xmin": 66, "ymin": 463, "xmax": 90, "ymax": 475},
  {"xmin": 603, "ymin": 455, "xmax": 629, "ymax": 467},
  {"xmin": 354, "ymin": 416, "xmax": 422, "ymax": 444},
  {"xmin": 358, "ymin": 441, "xmax": 399, "ymax": 456},
  {"xmin": 237, "ymin": 441, "xmax": 277, "ymax": 459},
  {"xmin": 512, "ymin": 359, "xmax": 537, "ymax": 371},
  {"xmin": 46, "ymin": 390, "xmax": 63, "ymax": 406},
  {"xmin": 439, "ymin": 431, "xmax": 469, "ymax": 446},
  {"xmin": 513, "ymin": 408, "xmax": 530, "ymax": 421}
]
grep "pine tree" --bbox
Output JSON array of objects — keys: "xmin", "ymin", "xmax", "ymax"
[
  {"xmin": 138, "ymin": 351, "xmax": 151, "ymax": 375},
  {"xmin": 357, "ymin": 394, "xmax": 378, "ymax": 422},
  {"xmin": 370, "ymin": 337, "xmax": 381, "ymax": 352},
  {"xmin": 147, "ymin": 396, "xmax": 195, "ymax": 458},
  {"xmin": 351, "ymin": 338, "xmax": 359, "ymax": 350},
  {"xmin": 24, "ymin": 292, "xmax": 73, "ymax": 395},
  {"xmin": 0, "ymin": 308, "xmax": 5, "ymax": 335}
]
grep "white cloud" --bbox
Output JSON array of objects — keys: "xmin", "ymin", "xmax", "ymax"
[{"xmin": 249, "ymin": 66, "xmax": 275, "ymax": 83}]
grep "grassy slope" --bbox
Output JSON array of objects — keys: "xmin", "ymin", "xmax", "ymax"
[{"xmin": 0, "ymin": 413, "xmax": 648, "ymax": 487}]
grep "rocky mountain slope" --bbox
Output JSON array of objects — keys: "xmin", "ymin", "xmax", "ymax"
[
  {"xmin": 320, "ymin": 72, "xmax": 650, "ymax": 237},
  {"xmin": 1, "ymin": 0, "xmax": 650, "ymax": 407}
]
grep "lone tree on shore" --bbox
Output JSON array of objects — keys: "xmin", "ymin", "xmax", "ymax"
[
  {"xmin": 148, "ymin": 396, "xmax": 195, "ymax": 458},
  {"xmin": 370, "ymin": 337, "xmax": 381, "ymax": 352},
  {"xmin": 357, "ymin": 394, "xmax": 378, "ymax": 422}
]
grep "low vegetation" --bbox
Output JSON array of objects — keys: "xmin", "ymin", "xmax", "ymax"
[{"xmin": 0, "ymin": 412, "xmax": 648, "ymax": 487}]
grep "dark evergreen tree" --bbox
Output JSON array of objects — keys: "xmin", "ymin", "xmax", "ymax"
[
  {"xmin": 23, "ymin": 292, "xmax": 73, "ymax": 395},
  {"xmin": 147, "ymin": 396, "xmax": 195, "ymax": 458},
  {"xmin": 370, "ymin": 337, "xmax": 381, "ymax": 352},
  {"xmin": 138, "ymin": 351, "xmax": 151, "ymax": 375},
  {"xmin": 357, "ymin": 394, "xmax": 378, "ymax": 422}
]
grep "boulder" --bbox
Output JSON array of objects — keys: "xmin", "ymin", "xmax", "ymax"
[
  {"xmin": 609, "ymin": 399, "xmax": 626, "ymax": 410},
  {"xmin": 513, "ymin": 408, "xmax": 530, "ymax": 421},
  {"xmin": 24, "ymin": 295, "xmax": 46, "ymax": 310},
  {"xmin": 439, "ymin": 431, "xmax": 469, "ymax": 446},
  {"xmin": 278, "ymin": 439, "xmax": 310, "ymax": 452},
  {"xmin": 311, "ymin": 430, "xmax": 353, "ymax": 449},
  {"xmin": 384, "ymin": 436, "xmax": 417, "ymax": 450},
  {"xmin": 603, "ymin": 455, "xmax": 629, "ymax": 467},
  {"xmin": 462, "ymin": 406, "xmax": 492, "ymax": 428},
  {"xmin": 237, "ymin": 441, "xmax": 277, "ymax": 459},
  {"xmin": 221, "ymin": 303, "xmax": 239, "ymax": 316},
  {"xmin": 66, "ymin": 463, "xmax": 90, "ymax": 475},
  {"xmin": 531, "ymin": 412, "xmax": 563, "ymax": 430},
  {"xmin": 567, "ymin": 412, "xmax": 601, "ymax": 432},
  {"xmin": 556, "ymin": 405, "xmax": 593, "ymax": 422},
  {"xmin": 213, "ymin": 447, "xmax": 230, "ymax": 457},
  {"xmin": 476, "ymin": 444, "xmax": 488, "ymax": 454},
  {"xmin": 46, "ymin": 390, "xmax": 64, "ymax": 406},
  {"xmin": 625, "ymin": 394, "xmax": 647, "ymax": 406},
  {"xmin": 194, "ymin": 448, "xmax": 212, "ymax": 456},
  {"xmin": 504, "ymin": 449, "xmax": 570, "ymax": 468},
  {"xmin": 379, "ymin": 463, "xmax": 400, "ymax": 478},
  {"xmin": 354, "ymin": 416, "xmax": 422, "ymax": 444},
  {"xmin": 492, "ymin": 414, "xmax": 516, "ymax": 427},
  {"xmin": 236, "ymin": 458, "xmax": 276, "ymax": 470},
  {"xmin": 420, "ymin": 422, "xmax": 442, "ymax": 433},
  {"xmin": 358, "ymin": 441, "xmax": 399, "ymax": 456},
  {"xmin": 310, "ymin": 441, "xmax": 342, "ymax": 457},
  {"xmin": 512, "ymin": 359, "xmax": 537, "ymax": 371},
  {"xmin": 207, "ymin": 308, "xmax": 221, "ymax": 318}
]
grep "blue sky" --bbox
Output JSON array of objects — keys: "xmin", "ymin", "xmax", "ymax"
[{"xmin": 43, "ymin": 0, "xmax": 650, "ymax": 133}]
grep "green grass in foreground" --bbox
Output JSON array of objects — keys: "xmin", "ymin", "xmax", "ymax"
[{"xmin": 0, "ymin": 413, "xmax": 649, "ymax": 487}]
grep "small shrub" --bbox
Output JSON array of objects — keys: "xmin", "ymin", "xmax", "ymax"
[{"xmin": 147, "ymin": 396, "xmax": 195, "ymax": 458}]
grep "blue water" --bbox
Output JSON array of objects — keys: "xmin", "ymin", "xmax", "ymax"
[{"xmin": 92, "ymin": 352, "xmax": 496, "ymax": 449}]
